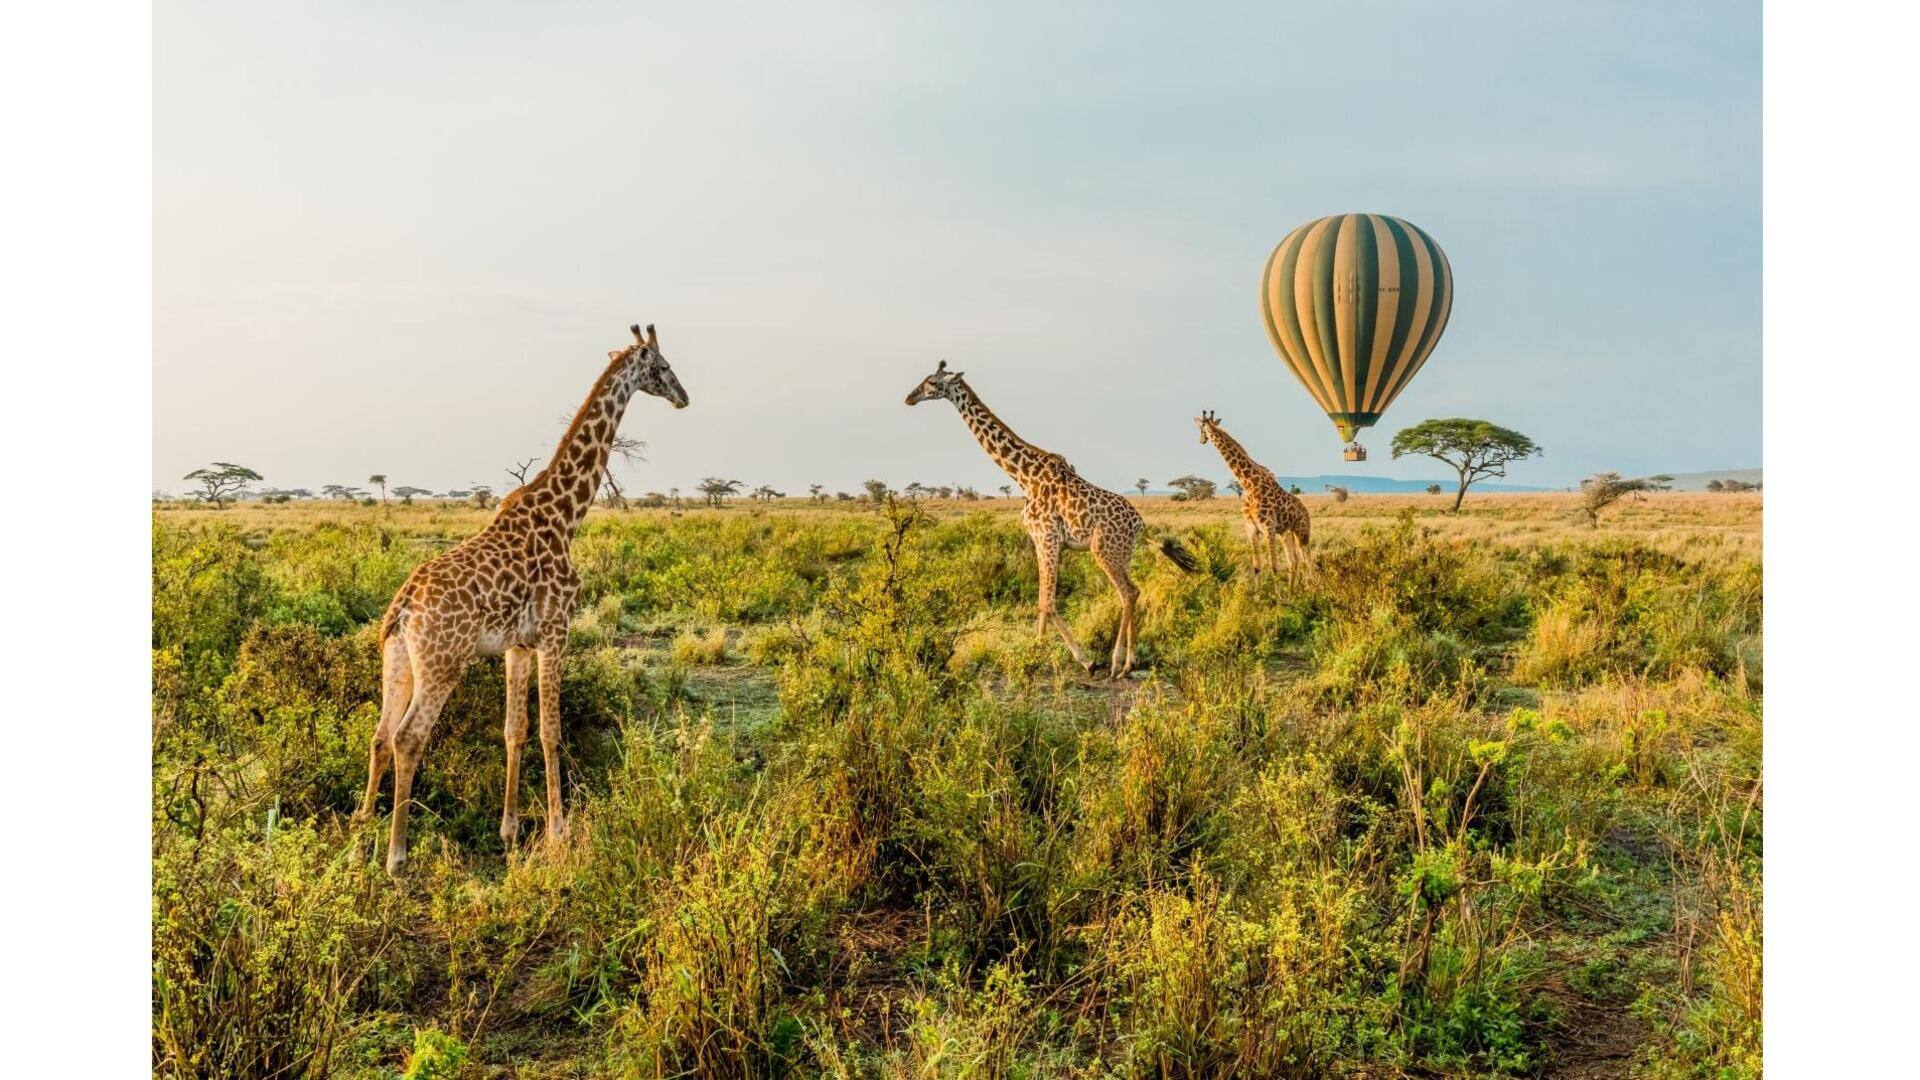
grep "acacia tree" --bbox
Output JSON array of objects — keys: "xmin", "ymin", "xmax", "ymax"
[
  {"xmin": 1324, "ymin": 484, "xmax": 1350, "ymax": 504},
  {"xmin": 392, "ymin": 485, "xmax": 433, "ymax": 505},
  {"xmin": 598, "ymin": 433, "xmax": 647, "ymax": 508},
  {"xmin": 368, "ymin": 474, "xmax": 388, "ymax": 503},
  {"xmin": 506, "ymin": 457, "xmax": 540, "ymax": 486},
  {"xmin": 1425, "ymin": 483, "xmax": 1444, "ymax": 496},
  {"xmin": 1135, "ymin": 478, "xmax": 1150, "ymax": 497},
  {"xmin": 183, "ymin": 462, "xmax": 262, "ymax": 509},
  {"xmin": 1577, "ymin": 471, "xmax": 1673, "ymax": 527},
  {"xmin": 809, "ymin": 484, "xmax": 825, "ymax": 503},
  {"xmin": 1390, "ymin": 418, "xmax": 1542, "ymax": 512},
  {"xmin": 1167, "ymin": 475, "xmax": 1217, "ymax": 501},
  {"xmin": 1226, "ymin": 480, "xmax": 1244, "ymax": 496},
  {"xmin": 999, "ymin": 485, "xmax": 1013, "ymax": 499},
  {"xmin": 698, "ymin": 477, "xmax": 743, "ymax": 507}
]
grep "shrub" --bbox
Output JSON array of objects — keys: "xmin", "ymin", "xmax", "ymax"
[
  {"xmin": 671, "ymin": 626, "xmax": 732, "ymax": 666},
  {"xmin": 153, "ymin": 817, "xmax": 416, "ymax": 1079}
]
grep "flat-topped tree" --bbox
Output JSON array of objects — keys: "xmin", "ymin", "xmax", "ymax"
[
  {"xmin": 1168, "ymin": 475, "xmax": 1216, "ymax": 501},
  {"xmin": 1390, "ymin": 418, "xmax": 1541, "ymax": 512},
  {"xmin": 183, "ymin": 462, "xmax": 261, "ymax": 508},
  {"xmin": 698, "ymin": 478, "xmax": 742, "ymax": 507},
  {"xmin": 357, "ymin": 323, "xmax": 688, "ymax": 877},
  {"xmin": 906, "ymin": 359, "xmax": 1198, "ymax": 677},
  {"xmin": 1578, "ymin": 471, "xmax": 1673, "ymax": 527}
]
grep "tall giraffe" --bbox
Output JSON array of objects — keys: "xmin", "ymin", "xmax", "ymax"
[
  {"xmin": 357, "ymin": 323, "xmax": 688, "ymax": 875},
  {"xmin": 906, "ymin": 361, "xmax": 1197, "ymax": 677},
  {"xmin": 1196, "ymin": 410, "xmax": 1312, "ymax": 584}
]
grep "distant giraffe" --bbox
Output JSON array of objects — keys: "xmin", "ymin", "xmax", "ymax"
[
  {"xmin": 1197, "ymin": 410, "xmax": 1312, "ymax": 584},
  {"xmin": 907, "ymin": 361, "xmax": 1197, "ymax": 677},
  {"xmin": 357, "ymin": 324, "xmax": 688, "ymax": 876}
]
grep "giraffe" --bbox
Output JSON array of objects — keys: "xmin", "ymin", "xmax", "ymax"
[
  {"xmin": 906, "ymin": 361, "xmax": 1198, "ymax": 677},
  {"xmin": 356, "ymin": 323, "xmax": 688, "ymax": 876},
  {"xmin": 1196, "ymin": 410, "xmax": 1312, "ymax": 585}
]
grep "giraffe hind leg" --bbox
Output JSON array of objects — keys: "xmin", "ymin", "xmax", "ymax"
[
  {"xmin": 356, "ymin": 633, "xmax": 412, "ymax": 859},
  {"xmin": 387, "ymin": 665, "xmax": 458, "ymax": 877},
  {"xmin": 1089, "ymin": 532, "xmax": 1141, "ymax": 678}
]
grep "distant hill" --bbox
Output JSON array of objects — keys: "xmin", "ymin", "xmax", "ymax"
[
  {"xmin": 1269, "ymin": 474, "xmax": 1550, "ymax": 494},
  {"xmin": 1653, "ymin": 468, "xmax": 1762, "ymax": 492},
  {"xmin": 1142, "ymin": 474, "xmax": 1549, "ymax": 495}
]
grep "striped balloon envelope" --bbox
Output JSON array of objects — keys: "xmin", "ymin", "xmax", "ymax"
[{"xmin": 1258, "ymin": 213, "xmax": 1453, "ymax": 445}]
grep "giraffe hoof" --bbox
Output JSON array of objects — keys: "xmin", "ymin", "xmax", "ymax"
[
  {"xmin": 1083, "ymin": 660, "xmax": 1100, "ymax": 677},
  {"xmin": 500, "ymin": 817, "xmax": 520, "ymax": 848},
  {"xmin": 385, "ymin": 851, "xmax": 408, "ymax": 878}
]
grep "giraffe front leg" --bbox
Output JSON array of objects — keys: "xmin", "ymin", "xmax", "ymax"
[
  {"xmin": 500, "ymin": 646, "xmax": 533, "ymax": 848},
  {"xmin": 1033, "ymin": 530, "xmax": 1095, "ymax": 674},
  {"xmin": 535, "ymin": 645, "xmax": 570, "ymax": 843}
]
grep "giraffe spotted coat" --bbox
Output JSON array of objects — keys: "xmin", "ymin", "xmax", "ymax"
[
  {"xmin": 907, "ymin": 361, "xmax": 1198, "ymax": 677},
  {"xmin": 1197, "ymin": 410, "xmax": 1312, "ymax": 584},
  {"xmin": 358, "ymin": 324, "xmax": 688, "ymax": 876}
]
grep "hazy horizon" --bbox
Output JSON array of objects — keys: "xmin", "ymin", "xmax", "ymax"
[{"xmin": 156, "ymin": 2, "xmax": 1760, "ymax": 497}]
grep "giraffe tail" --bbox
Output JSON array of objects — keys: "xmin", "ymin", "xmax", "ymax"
[
  {"xmin": 1157, "ymin": 536, "xmax": 1201, "ymax": 573},
  {"xmin": 378, "ymin": 593, "xmax": 407, "ymax": 644}
]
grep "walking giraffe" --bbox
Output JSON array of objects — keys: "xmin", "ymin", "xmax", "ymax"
[
  {"xmin": 1196, "ymin": 410, "xmax": 1312, "ymax": 584},
  {"xmin": 906, "ymin": 361, "xmax": 1198, "ymax": 677},
  {"xmin": 357, "ymin": 324, "xmax": 688, "ymax": 875}
]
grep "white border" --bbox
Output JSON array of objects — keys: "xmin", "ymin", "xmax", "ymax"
[
  {"xmin": 7, "ymin": 0, "xmax": 1917, "ymax": 1069},
  {"xmin": 0, "ymin": 0, "xmax": 152, "ymax": 1069},
  {"xmin": 1766, "ymin": 1, "xmax": 1920, "ymax": 1074}
]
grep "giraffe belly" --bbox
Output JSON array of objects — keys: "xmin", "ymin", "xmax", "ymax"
[{"xmin": 475, "ymin": 608, "xmax": 540, "ymax": 656}]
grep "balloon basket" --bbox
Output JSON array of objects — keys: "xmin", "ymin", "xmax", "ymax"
[{"xmin": 1343, "ymin": 443, "xmax": 1368, "ymax": 462}]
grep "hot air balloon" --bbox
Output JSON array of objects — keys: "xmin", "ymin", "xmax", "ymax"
[{"xmin": 1258, "ymin": 213, "xmax": 1453, "ymax": 462}]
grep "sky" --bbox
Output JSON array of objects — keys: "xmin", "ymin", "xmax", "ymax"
[{"xmin": 155, "ymin": 1, "xmax": 1760, "ymax": 497}]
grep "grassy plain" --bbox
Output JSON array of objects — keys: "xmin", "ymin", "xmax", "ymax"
[{"xmin": 152, "ymin": 492, "xmax": 1761, "ymax": 1078}]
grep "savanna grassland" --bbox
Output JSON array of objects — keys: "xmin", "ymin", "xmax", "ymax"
[{"xmin": 152, "ymin": 492, "xmax": 1761, "ymax": 1079}]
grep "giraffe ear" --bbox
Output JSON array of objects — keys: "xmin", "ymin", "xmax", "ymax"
[{"xmin": 609, "ymin": 350, "xmax": 624, "ymax": 361}]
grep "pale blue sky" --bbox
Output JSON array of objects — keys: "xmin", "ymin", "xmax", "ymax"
[{"xmin": 155, "ymin": 1, "xmax": 1759, "ymax": 495}]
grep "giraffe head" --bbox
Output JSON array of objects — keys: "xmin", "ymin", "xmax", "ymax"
[
  {"xmin": 904, "ymin": 359, "xmax": 965, "ymax": 406},
  {"xmin": 1196, "ymin": 409, "xmax": 1222, "ymax": 445},
  {"xmin": 613, "ymin": 324, "xmax": 689, "ymax": 409}
]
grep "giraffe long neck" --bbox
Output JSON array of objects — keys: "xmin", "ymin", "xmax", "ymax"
[
  {"xmin": 948, "ymin": 381, "xmax": 1062, "ymax": 484},
  {"xmin": 530, "ymin": 349, "xmax": 643, "ymax": 535},
  {"xmin": 1205, "ymin": 424, "xmax": 1264, "ymax": 485}
]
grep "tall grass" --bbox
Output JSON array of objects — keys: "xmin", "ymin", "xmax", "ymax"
[{"xmin": 152, "ymin": 495, "xmax": 1761, "ymax": 1076}]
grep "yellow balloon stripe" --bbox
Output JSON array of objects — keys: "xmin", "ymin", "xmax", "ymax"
[{"xmin": 1361, "ymin": 214, "xmax": 1402, "ymax": 412}]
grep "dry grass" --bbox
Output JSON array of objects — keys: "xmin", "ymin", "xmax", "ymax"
[{"xmin": 159, "ymin": 490, "xmax": 1762, "ymax": 560}]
